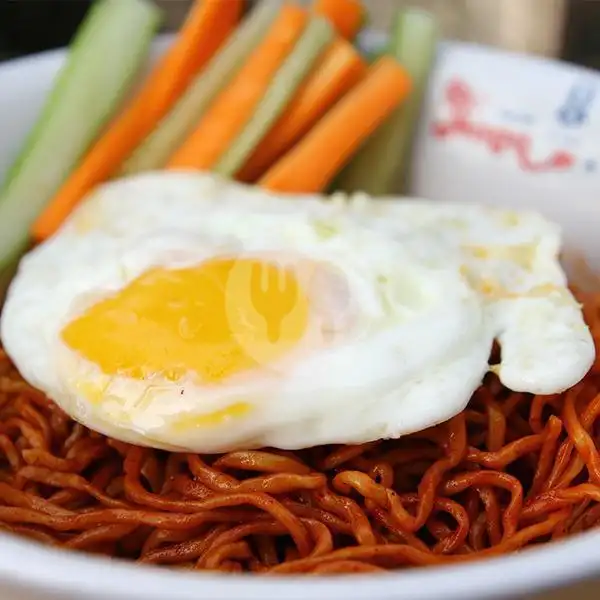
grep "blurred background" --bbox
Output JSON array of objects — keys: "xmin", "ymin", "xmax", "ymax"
[{"xmin": 0, "ymin": 0, "xmax": 598, "ymax": 68}]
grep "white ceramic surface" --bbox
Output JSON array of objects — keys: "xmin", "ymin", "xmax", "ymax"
[{"xmin": 1, "ymin": 32, "xmax": 600, "ymax": 600}]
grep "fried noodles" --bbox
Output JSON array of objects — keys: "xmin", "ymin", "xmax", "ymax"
[{"xmin": 0, "ymin": 293, "xmax": 599, "ymax": 574}]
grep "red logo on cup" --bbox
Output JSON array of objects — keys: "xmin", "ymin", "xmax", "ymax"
[{"xmin": 432, "ymin": 78, "xmax": 576, "ymax": 173}]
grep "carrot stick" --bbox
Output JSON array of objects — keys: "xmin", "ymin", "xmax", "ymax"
[
  {"xmin": 259, "ymin": 57, "xmax": 412, "ymax": 194},
  {"xmin": 313, "ymin": 0, "xmax": 366, "ymax": 40},
  {"xmin": 215, "ymin": 16, "xmax": 334, "ymax": 177},
  {"xmin": 237, "ymin": 38, "xmax": 367, "ymax": 183},
  {"xmin": 167, "ymin": 4, "xmax": 308, "ymax": 172},
  {"xmin": 32, "ymin": 0, "xmax": 242, "ymax": 242}
]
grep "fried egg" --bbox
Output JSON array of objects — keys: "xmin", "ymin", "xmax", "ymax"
[
  {"xmin": 337, "ymin": 196, "xmax": 595, "ymax": 394},
  {"xmin": 0, "ymin": 173, "xmax": 594, "ymax": 452}
]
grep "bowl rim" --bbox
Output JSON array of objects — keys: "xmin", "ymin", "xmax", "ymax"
[
  {"xmin": 2, "ymin": 35, "xmax": 600, "ymax": 600},
  {"xmin": 0, "ymin": 525, "xmax": 598, "ymax": 600}
]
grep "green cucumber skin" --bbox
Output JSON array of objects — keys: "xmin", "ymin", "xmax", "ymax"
[
  {"xmin": 365, "ymin": 48, "xmax": 386, "ymax": 65},
  {"xmin": 0, "ymin": 247, "xmax": 23, "ymax": 306},
  {"xmin": 335, "ymin": 109, "xmax": 405, "ymax": 196},
  {"xmin": 215, "ymin": 16, "xmax": 334, "ymax": 177},
  {"xmin": 335, "ymin": 9, "xmax": 438, "ymax": 196},
  {"xmin": 0, "ymin": 0, "xmax": 161, "ymax": 274},
  {"xmin": 122, "ymin": 1, "xmax": 278, "ymax": 175},
  {"xmin": 390, "ymin": 9, "xmax": 438, "ymax": 194}
]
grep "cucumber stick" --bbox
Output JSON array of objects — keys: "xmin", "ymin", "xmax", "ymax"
[
  {"xmin": 0, "ymin": 0, "xmax": 161, "ymax": 284},
  {"xmin": 122, "ymin": 1, "xmax": 278, "ymax": 175},
  {"xmin": 215, "ymin": 16, "xmax": 334, "ymax": 177},
  {"xmin": 335, "ymin": 9, "xmax": 438, "ymax": 196},
  {"xmin": 0, "ymin": 257, "xmax": 18, "ymax": 305},
  {"xmin": 366, "ymin": 49, "xmax": 386, "ymax": 65}
]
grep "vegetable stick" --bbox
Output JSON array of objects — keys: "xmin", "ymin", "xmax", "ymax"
[
  {"xmin": 216, "ymin": 16, "xmax": 333, "ymax": 177},
  {"xmin": 312, "ymin": 0, "xmax": 366, "ymax": 40},
  {"xmin": 122, "ymin": 1, "xmax": 278, "ymax": 175},
  {"xmin": 32, "ymin": 0, "xmax": 242, "ymax": 242},
  {"xmin": 259, "ymin": 57, "xmax": 412, "ymax": 194},
  {"xmin": 167, "ymin": 4, "xmax": 308, "ymax": 172},
  {"xmin": 336, "ymin": 8, "xmax": 438, "ymax": 195},
  {"xmin": 0, "ymin": 0, "xmax": 160, "ymax": 270},
  {"xmin": 237, "ymin": 38, "xmax": 367, "ymax": 182}
]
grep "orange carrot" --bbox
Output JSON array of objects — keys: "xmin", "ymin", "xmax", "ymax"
[
  {"xmin": 167, "ymin": 5, "xmax": 308, "ymax": 172},
  {"xmin": 259, "ymin": 57, "xmax": 412, "ymax": 194},
  {"xmin": 32, "ymin": 0, "xmax": 242, "ymax": 242},
  {"xmin": 313, "ymin": 0, "xmax": 365, "ymax": 40},
  {"xmin": 237, "ymin": 38, "xmax": 367, "ymax": 183}
]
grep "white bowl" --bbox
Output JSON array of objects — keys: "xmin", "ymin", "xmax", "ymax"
[{"xmin": 1, "ymin": 33, "xmax": 600, "ymax": 600}]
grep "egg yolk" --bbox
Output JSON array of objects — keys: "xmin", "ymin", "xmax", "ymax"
[{"xmin": 62, "ymin": 258, "xmax": 310, "ymax": 383}]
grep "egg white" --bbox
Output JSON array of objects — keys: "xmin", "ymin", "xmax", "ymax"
[
  {"xmin": 0, "ymin": 172, "xmax": 594, "ymax": 452},
  {"xmin": 337, "ymin": 195, "xmax": 595, "ymax": 394}
]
